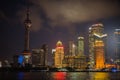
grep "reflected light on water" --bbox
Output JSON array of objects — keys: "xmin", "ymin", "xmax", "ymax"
[
  {"xmin": 67, "ymin": 72, "xmax": 89, "ymax": 80},
  {"xmin": 51, "ymin": 72, "xmax": 110, "ymax": 80},
  {"xmin": 94, "ymin": 72, "xmax": 109, "ymax": 80},
  {"xmin": 2, "ymin": 72, "xmax": 119, "ymax": 80},
  {"xmin": 52, "ymin": 72, "xmax": 66, "ymax": 80},
  {"xmin": 17, "ymin": 72, "xmax": 24, "ymax": 80}
]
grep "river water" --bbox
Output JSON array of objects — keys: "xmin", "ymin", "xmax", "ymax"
[{"xmin": 0, "ymin": 72, "xmax": 120, "ymax": 80}]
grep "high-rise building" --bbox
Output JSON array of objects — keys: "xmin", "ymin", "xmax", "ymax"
[
  {"xmin": 77, "ymin": 36, "xmax": 84, "ymax": 56},
  {"xmin": 41, "ymin": 44, "xmax": 48, "ymax": 66},
  {"xmin": 89, "ymin": 23, "xmax": 107, "ymax": 69},
  {"xmin": 32, "ymin": 49, "xmax": 44, "ymax": 67},
  {"xmin": 32, "ymin": 44, "xmax": 48, "ymax": 67},
  {"xmin": 54, "ymin": 41, "xmax": 64, "ymax": 68},
  {"xmin": 52, "ymin": 49, "xmax": 56, "ymax": 66},
  {"xmin": 114, "ymin": 29, "xmax": 120, "ymax": 66},
  {"xmin": 22, "ymin": 7, "xmax": 32, "ymax": 65},
  {"xmin": 94, "ymin": 40, "xmax": 105, "ymax": 69},
  {"xmin": 68, "ymin": 41, "xmax": 76, "ymax": 56}
]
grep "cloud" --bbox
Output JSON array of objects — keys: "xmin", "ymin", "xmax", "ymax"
[
  {"xmin": 29, "ymin": 0, "xmax": 120, "ymax": 28},
  {"xmin": 15, "ymin": 0, "xmax": 120, "ymax": 33},
  {"xmin": 1, "ymin": 0, "xmax": 120, "ymax": 32},
  {"xmin": 0, "ymin": 10, "xmax": 9, "ymax": 22}
]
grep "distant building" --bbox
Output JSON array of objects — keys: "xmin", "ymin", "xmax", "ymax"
[
  {"xmin": 74, "ymin": 56, "xmax": 87, "ymax": 69},
  {"xmin": 52, "ymin": 49, "xmax": 56, "ymax": 66},
  {"xmin": 63, "ymin": 56, "xmax": 75, "ymax": 68},
  {"xmin": 32, "ymin": 44, "xmax": 48, "ymax": 67},
  {"xmin": 63, "ymin": 55, "xmax": 87, "ymax": 69},
  {"xmin": 41, "ymin": 44, "xmax": 48, "ymax": 66},
  {"xmin": 63, "ymin": 37, "xmax": 87, "ymax": 69},
  {"xmin": 77, "ymin": 36, "xmax": 84, "ymax": 56},
  {"xmin": 68, "ymin": 41, "xmax": 76, "ymax": 56},
  {"xmin": 0, "ymin": 61, "xmax": 2, "ymax": 68},
  {"xmin": 89, "ymin": 23, "xmax": 107, "ymax": 69},
  {"xmin": 54, "ymin": 41, "xmax": 64, "ymax": 68},
  {"xmin": 13, "ymin": 55, "xmax": 24, "ymax": 67},
  {"xmin": 52, "ymin": 49, "xmax": 56, "ymax": 55},
  {"xmin": 32, "ymin": 49, "xmax": 44, "ymax": 67},
  {"xmin": 13, "ymin": 55, "xmax": 19, "ymax": 67},
  {"xmin": 114, "ymin": 29, "xmax": 120, "ymax": 66},
  {"xmin": 4, "ymin": 60, "xmax": 11, "ymax": 67}
]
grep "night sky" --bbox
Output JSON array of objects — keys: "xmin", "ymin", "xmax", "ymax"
[{"xmin": 0, "ymin": 0, "xmax": 120, "ymax": 63}]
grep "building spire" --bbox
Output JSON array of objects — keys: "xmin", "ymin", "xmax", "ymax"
[
  {"xmin": 26, "ymin": 5, "xmax": 30, "ymax": 21},
  {"xmin": 24, "ymin": 5, "xmax": 31, "ymax": 28}
]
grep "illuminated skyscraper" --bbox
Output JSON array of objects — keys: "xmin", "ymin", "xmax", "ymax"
[
  {"xmin": 68, "ymin": 41, "xmax": 76, "ymax": 56},
  {"xmin": 89, "ymin": 23, "xmax": 107, "ymax": 69},
  {"xmin": 94, "ymin": 40, "xmax": 105, "ymax": 69},
  {"xmin": 22, "ymin": 7, "xmax": 32, "ymax": 65},
  {"xmin": 114, "ymin": 29, "xmax": 120, "ymax": 65},
  {"xmin": 77, "ymin": 37, "xmax": 84, "ymax": 56},
  {"xmin": 54, "ymin": 41, "xmax": 64, "ymax": 68}
]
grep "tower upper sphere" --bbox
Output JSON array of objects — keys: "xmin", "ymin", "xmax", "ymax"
[{"xmin": 24, "ymin": 7, "xmax": 32, "ymax": 28}]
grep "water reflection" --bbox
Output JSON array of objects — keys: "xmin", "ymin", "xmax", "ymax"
[
  {"xmin": 93, "ymin": 72, "xmax": 109, "ymax": 80},
  {"xmin": 17, "ymin": 72, "xmax": 50, "ymax": 80},
  {"xmin": 52, "ymin": 72, "xmax": 66, "ymax": 80},
  {"xmin": 51, "ymin": 72, "xmax": 116, "ymax": 80},
  {"xmin": 17, "ymin": 72, "xmax": 24, "ymax": 80},
  {"xmin": 1, "ymin": 72, "xmax": 120, "ymax": 80},
  {"xmin": 67, "ymin": 72, "xmax": 88, "ymax": 80}
]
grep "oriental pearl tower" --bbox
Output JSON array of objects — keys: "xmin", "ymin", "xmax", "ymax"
[{"xmin": 22, "ymin": 7, "xmax": 32, "ymax": 65}]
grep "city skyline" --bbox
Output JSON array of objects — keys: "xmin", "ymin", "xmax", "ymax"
[{"xmin": 0, "ymin": 0, "xmax": 120, "ymax": 62}]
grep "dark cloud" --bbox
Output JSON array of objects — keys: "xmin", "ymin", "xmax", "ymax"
[
  {"xmin": 0, "ymin": 10, "xmax": 9, "ymax": 22},
  {"xmin": 1, "ymin": 0, "xmax": 120, "ymax": 32},
  {"xmin": 29, "ymin": 0, "xmax": 120, "ymax": 27}
]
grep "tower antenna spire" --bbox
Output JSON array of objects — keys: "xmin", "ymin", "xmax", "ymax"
[{"xmin": 26, "ymin": 4, "xmax": 30, "ymax": 21}]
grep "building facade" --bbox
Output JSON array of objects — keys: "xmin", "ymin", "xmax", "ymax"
[
  {"xmin": 68, "ymin": 41, "xmax": 76, "ymax": 56},
  {"xmin": 32, "ymin": 45, "xmax": 48, "ymax": 67},
  {"xmin": 32, "ymin": 49, "xmax": 42, "ymax": 67},
  {"xmin": 54, "ymin": 41, "xmax": 64, "ymax": 68},
  {"xmin": 89, "ymin": 23, "xmax": 107, "ymax": 69},
  {"xmin": 63, "ymin": 37, "xmax": 87, "ymax": 69},
  {"xmin": 63, "ymin": 55, "xmax": 87, "ymax": 69},
  {"xmin": 94, "ymin": 40, "xmax": 105, "ymax": 69},
  {"xmin": 77, "ymin": 36, "xmax": 84, "ymax": 56},
  {"xmin": 114, "ymin": 29, "xmax": 120, "ymax": 66}
]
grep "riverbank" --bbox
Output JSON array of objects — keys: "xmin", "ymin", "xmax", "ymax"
[{"xmin": 0, "ymin": 67, "xmax": 119, "ymax": 72}]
